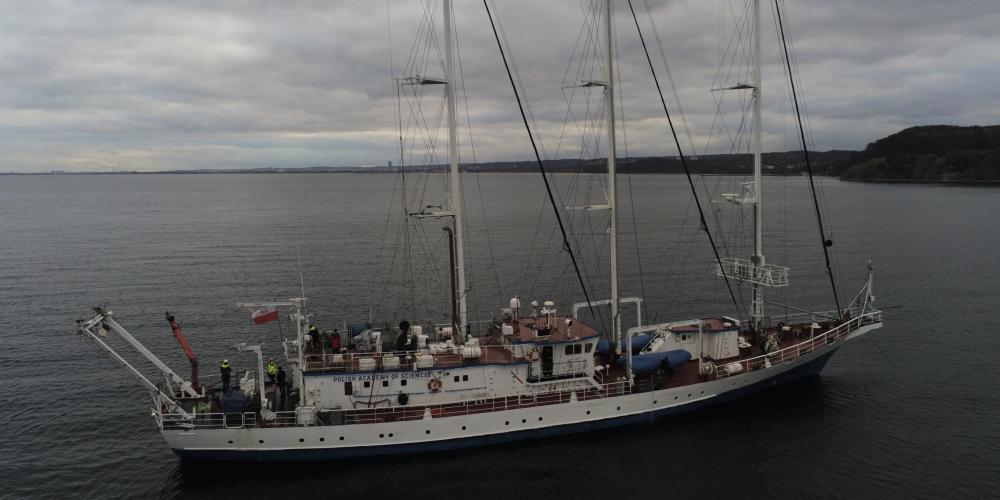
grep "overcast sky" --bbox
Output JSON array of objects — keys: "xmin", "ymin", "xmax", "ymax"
[{"xmin": 1, "ymin": 0, "xmax": 997, "ymax": 172}]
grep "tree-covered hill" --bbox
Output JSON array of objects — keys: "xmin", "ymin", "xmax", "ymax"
[{"xmin": 832, "ymin": 125, "xmax": 1000, "ymax": 182}]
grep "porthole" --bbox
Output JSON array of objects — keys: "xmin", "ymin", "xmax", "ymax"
[
  {"xmin": 505, "ymin": 421, "xmax": 510, "ymax": 425},
  {"xmin": 389, "ymin": 433, "xmax": 394, "ymax": 437},
  {"xmin": 522, "ymin": 419, "xmax": 526, "ymax": 423},
  {"xmin": 616, "ymin": 406, "xmax": 621, "ymax": 411},
  {"xmin": 426, "ymin": 430, "xmax": 431, "ymax": 435},
  {"xmin": 299, "ymin": 438, "xmax": 304, "ymax": 443},
  {"xmin": 454, "ymin": 376, "xmax": 460, "ymax": 382},
  {"xmin": 401, "ymin": 379, "xmax": 407, "ymax": 386},
  {"xmin": 654, "ymin": 400, "xmax": 658, "ymax": 404},
  {"xmin": 227, "ymin": 440, "xmax": 233, "ymax": 444},
  {"xmin": 674, "ymin": 396, "xmax": 678, "ymax": 400},
  {"xmin": 379, "ymin": 434, "xmax": 384, "ymax": 438},
  {"xmin": 586, "ymin": 411, "xmax": 591, "ymax": 415},
  {"xmin": 461, "ymin": 426, "xmax": 467, "ymax": 430},
  {"xmin": 339, "ymin": 436, "xmax": 344, "ymax": 441},
  {"xmin": 538, "ymin": 417, "xmax": 543, "ymax": 421},
  {"xmin": 319, "ymin": 437, "xmax": 325, "ymax": 442},
  {"xmin": 258, "ymin": 440, "xmax": 264, "ymax": 444}
]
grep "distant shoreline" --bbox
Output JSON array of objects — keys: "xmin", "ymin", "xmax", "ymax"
[{"xmin": 841, "ymin": 177, "xmax": 1000, "ymax": 187}]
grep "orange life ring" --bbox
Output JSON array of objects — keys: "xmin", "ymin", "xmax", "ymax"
[{"xmin": 427, "ymin": 378, "xmax": 442, "ymax": 393}]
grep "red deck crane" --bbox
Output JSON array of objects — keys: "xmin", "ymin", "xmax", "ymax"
[{"xmin": 165, "ymin": 312, "xmax": 200, "ymax": 393}]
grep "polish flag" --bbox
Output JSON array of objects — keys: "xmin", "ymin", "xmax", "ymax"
[{"xmin": 252, "ymin": 307, "xmax": 279, "ymax": 325}]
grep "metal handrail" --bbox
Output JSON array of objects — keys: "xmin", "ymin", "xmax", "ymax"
[
  {"xmin": 713, "ymin": 310, "xmax": 882, "ymax": 380},
  {"xmin": 303, "ymin": 344, "xmax": 529, "ymax": 372},
  {"xmin": 157, "ymin": 379, "xmax": 634, "ymax": 430}
]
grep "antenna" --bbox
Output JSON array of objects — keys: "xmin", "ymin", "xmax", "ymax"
[{"xmin": 296, "ymin": 243, "xmax": 307, "ymax": 314}]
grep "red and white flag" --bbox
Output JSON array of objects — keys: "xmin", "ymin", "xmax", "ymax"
[{"xmin": 251, "ymin": 307, "xmax": 279, "ymax": 325}]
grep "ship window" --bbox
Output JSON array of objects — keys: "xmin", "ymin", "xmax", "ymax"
[
  {"xmin": 462, "ymin": 375, "xmax": 468, "ymax": 382},
  {"xmin": 363, "ymin": 381, "xmax": 370, "ymax": 388},
  {"xmin": 344, "ymin": 382, "xmax": 353, "ymax": 395},
  {"xmin": 564, "ymin": 345, "xmax": 573, "ymax": 355},
  {"xmin": 574, "ymin": 344, "xmax": 582, "ymax": 354},
  {"xmin": 585, "ymin": 343, "xmax": 593, "ymax": 353},
  {"xmin": 382, "ymin": 380, "xmax": 389, "ymax": 387},
  {"xmin": 401, "ymin": 379, "xmax": 407, "ymax": 386},
  {"xmin": 454, "ymin": 376, "xmax": 460, "ymax": 383}
]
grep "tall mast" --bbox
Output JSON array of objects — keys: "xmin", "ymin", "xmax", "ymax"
[
  {"xmin": 443, "ymin": 0, "xmax": 468, "ymax": 334},
  {"xmin": 604, "ymin": 0, "xmax": 625, "ymax": 378},
  {"xmin": 750, "ymin": 0, "xmax": 765, "ymax": 331}
]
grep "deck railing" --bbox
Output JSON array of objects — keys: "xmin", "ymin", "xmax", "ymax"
[
  {"xmin": 158, "ymin": 380, "xmax": 632, "ymax": 431},
  {"xmin": 712, "ymin": 310, "xmax": 882, "ymax": 380},
  {"xmin": 303, "ymin": 344, "xmax": 528, "ymax": 372}
]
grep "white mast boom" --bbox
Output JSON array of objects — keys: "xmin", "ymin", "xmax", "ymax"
[
  {"xmin": 750, "ymin": 0, "xmax": 766, "ymax": 331},
  {"xmin": 604, "ymin": 0, "xmax": 628, "ymax": 381},
  {"xmin": 444, "ymin": 0, "xmax": 468, "ymax": 335}
]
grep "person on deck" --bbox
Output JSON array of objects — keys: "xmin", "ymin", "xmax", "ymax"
[
  {"xmin": 395, "ymin": 321, "xmax": 411, "ymax": 352},
  {"xmin": 266, "ymin": 358, "xmax": 278, "ymax": 385},
  {"xmin": 220, "ymin": 359, "xmax": 232, "ymax": 392},
  {"xmin": 308, "ymin": 324, "xmax": 320, "ymax": 351},
  {"xmin": 330, "ymin": 330, "xmax": 342, "ymax": 352},
  {"xmin": 276, "ymin": 366, "xmax": 287, "ymax": 409}
]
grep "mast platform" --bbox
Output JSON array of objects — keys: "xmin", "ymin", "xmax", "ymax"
[{"xmin": 716, "ymin": 258, "xmax": 790, "ymax": 287}]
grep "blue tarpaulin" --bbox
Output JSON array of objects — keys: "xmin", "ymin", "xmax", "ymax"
[
  {"xmin": 617, "ymin": 349, "xmax": 692, "ymax": 375},
  {"xmin": 220, "ymin": 389, "xmax": 247, "ymax": 413}
]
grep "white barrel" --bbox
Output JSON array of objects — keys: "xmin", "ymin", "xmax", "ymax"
[
  {"xmin": 417, "ymin": 334, "xmax": 428, "ymax": 349},
  {"xmin": 461, "ymin": 346, "xmax": 482, "ymax": 359},
  {"xmin": 439, "ymin": 326, "xmax": 453, "ymax": 339},
  {"xmin": 417, "ymin": 354, "xmax": 435, "ymax": 368},
  {"xmin": 358, "ymin": 357, "xmax": 376, "ymax": 371},
  {"xmin": 724, "ymin": 362, "xmax": 744, "ymax": 375},
  {"xmin": 382, "ymin": 355, "xmax": 400, "ymax": 369},
  {"xmin": 501, "ymin": 324, "xmax": 514, "ymax": 336},
  {"xmin": 296, "ymin": 406, "xmax": 315, "ymax": 426},
  {"xmin": 412, "ymin": 325, "xmax": 423, "ymax": 336}
]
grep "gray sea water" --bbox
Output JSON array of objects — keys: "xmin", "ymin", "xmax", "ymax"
[{"xmin": 1, "ymin": 173, "xmax": 998, "ymax": 499}]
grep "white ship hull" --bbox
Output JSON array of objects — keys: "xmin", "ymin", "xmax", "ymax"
[{"xmin": 162, "ymin": 321, "xmax": 880, "ymax": 461}]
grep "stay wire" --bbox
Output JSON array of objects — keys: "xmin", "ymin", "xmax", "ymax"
[
  {"xmin": 483, "ymin": 0, "xmax": 597, "ymax": 321},
  {"xmin": 627, "ymin": 0, "xmax": 741, "ymax": 317},
  {"xmin": 774, "ymin": 0, "xmax": 842, "ymax": 317}
]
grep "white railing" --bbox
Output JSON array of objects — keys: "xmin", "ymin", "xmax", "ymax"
[
  {"xmin": 304, "ymin": 344, "xmax": 527, "ymax": 372},
  {"xmin": 716, "ymin": 258, "xmax": 790, "ymax": 287},
  {"xmin": 526, "ymin": 359, "xmax": 589, "ymax": 382},
  {"xmin": 713, "ymin": 310, "xmax": 882, "ymax": 380},
  {"xmin": 157, "ymin": 380, "xmax": 634, "ymax": 431}
]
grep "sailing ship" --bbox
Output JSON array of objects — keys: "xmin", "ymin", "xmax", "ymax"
[{"xmin": 75, "ymin": 0, "xmax": 882, "ymax": 461}]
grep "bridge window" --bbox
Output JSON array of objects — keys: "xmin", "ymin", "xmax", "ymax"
[
  {"xmin": 585, "ymin": 343, "xmax": 593, "ymax": 353},
  {"xmin": 363, "ymin": 381, "xmax": 370, "ymax": 388},
  {"xmin": 382, "ymin": 380, "xmax": 389, "ymax": 387}
]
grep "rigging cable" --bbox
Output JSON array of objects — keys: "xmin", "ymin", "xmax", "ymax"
[
  {"xmin": 774, "ymin": 0, "xmax": 842, "ymax": 317},
  {"xmin": 482, "ymin": 0, "xmax": 597, "ymax": 320},
  {"xmin": 626, "ymin": 0, "xmax": 741, "ymax": 317}
]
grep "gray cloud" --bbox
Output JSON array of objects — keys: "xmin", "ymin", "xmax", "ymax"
[{"xmin": 0, "ymin": 0, "xmax": 996, "ymax": 171}]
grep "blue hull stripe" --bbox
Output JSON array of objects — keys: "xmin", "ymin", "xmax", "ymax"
[{"xmin": 174, "ymin": 350, "xmax": 837, "ymax": 462}]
